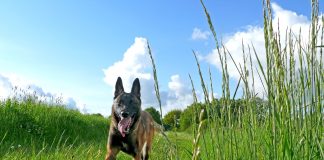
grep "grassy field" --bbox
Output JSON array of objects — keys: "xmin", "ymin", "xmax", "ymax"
[
  {"xmin": 0, "ymin": 97, "xmax": 195, "ymax": 159},
  {"xmin": 1, "ymin": 0, "xmax": 324, "ymax": 159}
]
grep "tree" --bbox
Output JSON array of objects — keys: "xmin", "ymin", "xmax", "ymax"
[
  {"xmin": 145, "ymin": 107, "xmax": 162, "ymax": 124},
  {"xmin": 163, "ymin": 109, "xmax": 182, "ymax": 131},
  {"xmin": 179, "ymin": 103, "xmax": 206, "ymax": 131}
]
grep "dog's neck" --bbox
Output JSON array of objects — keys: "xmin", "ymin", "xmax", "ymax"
[{"xmin": 131, "ymin": 115, "xmax": 141, "ymax": 134}]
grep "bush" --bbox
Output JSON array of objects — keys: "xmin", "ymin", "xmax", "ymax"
[
  {"xmin": 144, "ymin": 107, "xmax": 162, "ymax": 124},
  {"xmin": 162, "ymin": 109, "xmax": 182, "ymax": 131},
  {"xmin": 179, "ymin": 103, "xmax": 206, "ymax": 131}
]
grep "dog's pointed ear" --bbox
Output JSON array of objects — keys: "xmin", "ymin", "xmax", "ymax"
[
  {"xmin": 114, "ymin": 77, "xmax": 124, "ymax": 99},
  {"xmin": 131, "ymin": 78, "xmax": 141, "ymax": 98}
]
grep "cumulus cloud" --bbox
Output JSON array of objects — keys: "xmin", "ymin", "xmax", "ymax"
[
  {"xmin": 102, "ymin": 37, "xmax": 157, "ymax": 106},
  {"xmin": 103, "ymin": 37, "xmax": 195, "ymax": 115},
  {"xmin": 103, "ymin": 37, "xmax": 152, "ymax": 89},
  {"xmin": 63, "ymin": 97, "xmax": 79, "ymax": 110},
  {"xmin": 0, "ymin": 73, "xmax": 85, "ymax": 112},
  {"xmin": 0, "ymin": 74, "xmax": 13, "ymax": 99},
  {"xmin": 204, "ymin": 3, "xmax": 319, "ymax": 96},
  {"xmin": 164, "ymin": 75, "xmax": 194, "ymax": 113},
  {"xmin": 191, "ymin": 27, "xmax": 211, "ymax": 40}
]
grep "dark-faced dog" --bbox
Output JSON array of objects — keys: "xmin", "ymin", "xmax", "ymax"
[{"xmin": 106, "ymin": 77, "xmax": 155, "ymax": 160}]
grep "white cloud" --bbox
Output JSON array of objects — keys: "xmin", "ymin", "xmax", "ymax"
[
  {"xmin": 103, "ymin": 37, "xmax": 152, "ymax": 90},
  {"xmin": 191, "ymin": 27, "xmax": 211, "ymax": 40},
  {"xmin": 164, "ymin": 75, "xmax": 194, "ymax": 113},
  {"xmin": 0, "ymin": 74, "xmax": 13, "ymax": 99},
  {"xmin": 103, "ymin": 37, "xmax": 196, "ymax": 116},
  {"xmin": 205, "ymin": 26, "xmax": 266, "ymax": 95},
  {"xmin": 272, "ymin": 3, "xmax": 309, "ymax": 26},
  {"xmin": 204, "ymin": 3, "xmax": 319, "ymax": 96},
  {"xmin": 0, "ymin": 73, "xmax": 85, "ymax": 112},
  {"xmin": 63, "ymin": 97, "xmax": 83, "ymax": 111},
  {"xmin": 102, "ymin": 37, "xmax": 157, "ymax": 107}
]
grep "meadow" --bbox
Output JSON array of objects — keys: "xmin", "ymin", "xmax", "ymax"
[{"xmin": 1, "ymin": 0, "xmax": 323, "ymax": 159}]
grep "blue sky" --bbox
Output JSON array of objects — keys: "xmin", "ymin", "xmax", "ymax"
[{"xmin": 0, "ymin": 0, "xmax": 322, "ymax": 116}]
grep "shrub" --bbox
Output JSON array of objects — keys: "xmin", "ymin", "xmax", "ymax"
[
  {"xmin": 145, "ymin": 107, "xmax": 162, "ymax": 124},
  {"xmin": 162, "ymin": 109, "xmax": 182, "ymax": 131},
  {"xmin": 179, "ymin": 103, "xmax": 206, "ymax": 131}
]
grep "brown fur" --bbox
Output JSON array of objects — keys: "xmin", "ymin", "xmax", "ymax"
[{"xmin": 105, "ymin": 77, "xmax": 155, "ymax": 160}]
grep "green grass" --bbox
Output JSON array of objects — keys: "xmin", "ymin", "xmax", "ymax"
[
  {"xmin": 186, "ymin": 0, "xmax": 324, "ymax": 159},
  {"xmin": 0, "ymin": 97, "xmax": 193, "ymax": 160},
  {"xmin": 0, "ymin": 97, "xmax": 108, "ymax": 159},
  {"xmin": 1, "ymin": 0, "xmax": 324, "ymax": 159}
]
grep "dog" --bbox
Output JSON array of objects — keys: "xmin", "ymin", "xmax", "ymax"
[{"xmin": 106, "ymin": 77, "xmax": 156, "ymax": 160}]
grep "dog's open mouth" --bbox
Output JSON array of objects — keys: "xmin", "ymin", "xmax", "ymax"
[{"xmin": 118, "ymin": 116, "xmax": 133, "ymax": 137}]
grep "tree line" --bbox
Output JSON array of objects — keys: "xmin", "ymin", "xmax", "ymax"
[{"xmin": 145, "ymin": 97, "xmax": 268, "ymax": 132}]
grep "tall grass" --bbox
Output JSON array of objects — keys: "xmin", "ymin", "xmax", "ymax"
[
  {"xmin": 147, "ymin": 40, "xmax": 181, "ymax": 160},
  {"xmin": 1, "ymin": 0, "xmax": 323, "ymax": 159},
  {"xmin": 145, "ymin": 0, "xmax": 323, "ymax": 159},
  {"xmin": 129, "ymin": 0, "xmax": 323, "ymax": 159},
  {"xmin": 0, "ymin": 91, "xmax": 192, "ymax": 160},
  {"xmin": 183, "ymin": 0, "xmax": 324, "ymax": 159},
  {"xmin": 0, "ymin": 93, "xmax": 108, "ymax": 159}
]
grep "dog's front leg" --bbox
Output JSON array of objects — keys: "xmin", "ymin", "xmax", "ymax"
[
  {"xmin": 105, "ymin": 147, "xmax": 120, "ymax": 160},
  {"xmin": 133, "ymin": 153, "xmax": 141, "ymax": 160}
]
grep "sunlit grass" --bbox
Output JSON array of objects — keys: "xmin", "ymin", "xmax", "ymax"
[
  {"xmin": 184, "ymin": 0, "xmax": 324, "ymax": 159},
  {"xmin": 1, "ymin": 0, "xmax": 323, "ymax": 159}
]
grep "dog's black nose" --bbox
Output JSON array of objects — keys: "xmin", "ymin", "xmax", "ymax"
[{"xmin": 121, "ymin": 112, "xmax": 129, "ymax": 118}]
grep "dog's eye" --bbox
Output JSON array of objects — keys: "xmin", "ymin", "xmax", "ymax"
[{"xmin": 117, "ymin": 100, "xmax": 124, "ymax": 107}]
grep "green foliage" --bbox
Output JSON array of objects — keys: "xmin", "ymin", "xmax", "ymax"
[
  {"xmin": 0, "ymin": 97, "xmax": 108, "ymax": 159},
  {"xmin": 144, "ymin": 107, "xmax": 162, "ymax": 124},
  {"xmin": 1, "ymin": 0, "xmax": 324, "ymax": 159},
  {"xmin": 164, "ymin": 98, "xmax": 267, "ymax": 131},
  {"xmin": 162, "ymin": 109, "xmax": 182, "ymax": 131},
  {"xmin": 179, "ymin": 103, "xmax": 206, "ymax": 131},
  {"xmin": 0, "ymin": 97, "xmax": 193, "ymax": 160}
]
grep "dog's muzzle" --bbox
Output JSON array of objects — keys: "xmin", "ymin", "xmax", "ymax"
[{"xmin": 117, "ymin": 113, "xmax": 135, "ymax": 137}]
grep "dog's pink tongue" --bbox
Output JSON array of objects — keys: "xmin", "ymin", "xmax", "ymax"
[{"xmin": 118, "ymin": 117, "xmax": 131, "ymax": 137}]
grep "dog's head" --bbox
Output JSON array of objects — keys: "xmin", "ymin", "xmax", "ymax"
[{"xmin": 112, "ymin": 77, "xmax": 141, "ymax": 137}]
